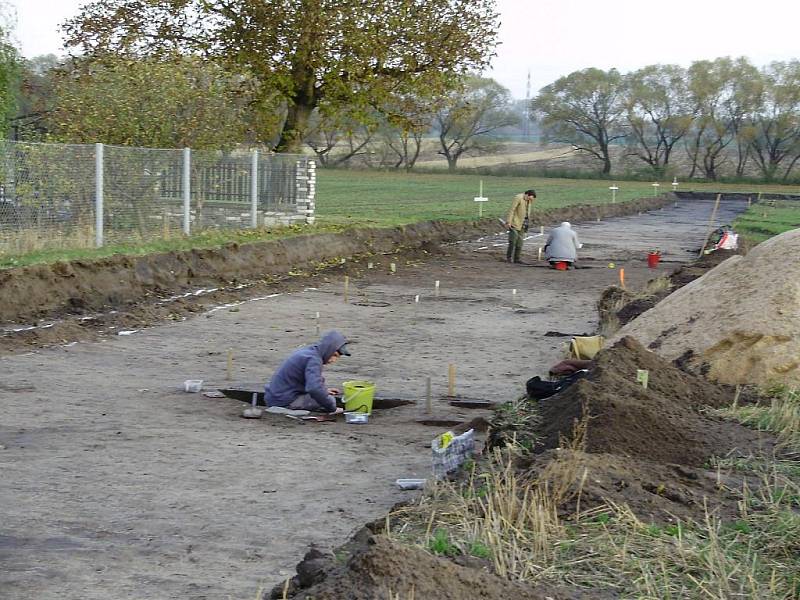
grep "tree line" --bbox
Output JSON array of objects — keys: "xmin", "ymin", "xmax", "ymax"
[
  {"xmin": 2, "ymin": 1, "xmax": 798, "ymax": 181},
  {"xmin": 4, "ymin": 0, "xmax": 510, "ymax": 174},
  {"xmin": 532, "ymin": 58, "xmax": 800, "ymax": 182}
]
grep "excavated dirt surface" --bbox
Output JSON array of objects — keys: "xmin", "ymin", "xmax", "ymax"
[
  {"xmin": 0, "ymin": 197, "xmax": 757, "ymax": 600},
  {"xmin": 0, "ymin": 196, "xmax": 676, "ymax": 332}
]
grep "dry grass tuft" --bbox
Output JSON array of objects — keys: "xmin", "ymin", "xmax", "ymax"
[{"xmin": 715, "ymin": 386, "xmax": 800, "ymax": 452}]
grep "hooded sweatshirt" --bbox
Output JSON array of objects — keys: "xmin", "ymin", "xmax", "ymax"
[
  {"xmin": 544, "ymin": 222, "xmax": 581, "ymax": 262},
  {"xmin": 264, "ymin": 330, "xmax": 347, "ymax": 411}
]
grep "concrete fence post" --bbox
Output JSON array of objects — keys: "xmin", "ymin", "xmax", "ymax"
[
  {"xmin": 251, "ymin": 149, "xmax": 258, "ymax": 228},
  {"xmin": 95, "ymin": 143, "xmax": 104, "ymax": 248},
  {"xmin": 182, "ymin": 147, "xmax": 191, "ymax": 235}
]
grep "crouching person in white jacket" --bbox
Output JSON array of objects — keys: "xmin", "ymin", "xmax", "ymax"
[{"xmin": 544, "ymin": 222, "xmax": 582, "ymax": 268}]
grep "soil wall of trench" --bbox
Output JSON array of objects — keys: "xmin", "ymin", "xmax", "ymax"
[{"xmin": 0, "ymin": 196, "xmax": 674, "ymax": 325}]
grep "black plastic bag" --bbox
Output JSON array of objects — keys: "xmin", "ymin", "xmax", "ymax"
[{"xmin": 526, "ymin": 370, "xmax": 588, "ymax": 400}]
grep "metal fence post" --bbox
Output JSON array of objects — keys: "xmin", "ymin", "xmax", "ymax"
[
  {"xmin": 95, "ymin": 143, "xmax": 104, "ymax": 247},
  {"xmin": 251, "ymin": 149, "xmax": 258, "ymax": 228},
  {"xmin": 183, "ymin": 147, "xmax": 191, "ymax": 235}
]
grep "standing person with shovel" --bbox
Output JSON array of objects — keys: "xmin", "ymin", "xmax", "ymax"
[
  {"xmin": 505, "ymin": 189, "xmax": 537, "ymax": 264},
  {"xmin": 264, "ymin": 330, "xmax": 351, "ymax": 414}
]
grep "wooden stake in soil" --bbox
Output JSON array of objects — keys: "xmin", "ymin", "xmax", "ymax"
[
  {"xmin": 538, "ymin": 247, "xmax": 542, "ymax": 261},
  {"xmin": 426, "ymin": 376, "xmax": 432, "ymax": 414},
  {"xmin": 435, "ymin": 280, "xmax": 440, "ymax": 297},
  {"xmin": 698, "ymin": 193, "xmax": 722, "ymax": 257},
  {"xmin": 448, "ymin": 363, "xmax": 456, "ymax": 397},
  {"xmin": 390, "ymin": 262, "xmax": 396, "ymax": 273},
  {"xmin": 343, "ymin": 276, "xmax": 349, "ymax": 303},
  {"xmin": 226, "ymin": 348, "xmax": 233, "ymax": 381},
  {"xmin": 733, "ymin": 384, "xmax": 742, "ymax": 408},
  {"xmin": 314, "ymin": 311, "xmax": 320, "ymax": 335},
  {"xmin": 619, "ymin": 268, "xmax": 625, "ymax": 289}
]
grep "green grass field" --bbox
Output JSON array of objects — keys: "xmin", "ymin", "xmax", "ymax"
[
  {"xmin": 314, "ymin": 169, "xmax": 800, "ymax": 226},
  {"xmin": 315, "ymin": 170, "xmax": 655, "ymax": 225},
  {"xmin": 1, "ymin": 169, "xmax": 798, "ymax": 268},
  {"xmin": 733, "ymin": 199, "xmax": 800, "ymax": 243}
]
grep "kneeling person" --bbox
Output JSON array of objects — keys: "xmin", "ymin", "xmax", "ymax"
[
  {"xmin": 265, "ymin": 330, "xmax": 350, "ymax": 413},
  {"xmin": 544, "ymin": 221, "xmax": 581, "ymax": 267}
]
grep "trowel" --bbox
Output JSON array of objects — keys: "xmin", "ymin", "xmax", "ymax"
[{"xmin": 242, "ymin": 392, "xmax": 263, "ymax": 419}]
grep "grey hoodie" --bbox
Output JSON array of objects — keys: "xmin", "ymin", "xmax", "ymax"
[{"xmin": 264, "ymin": 330, "xmax": 347, "ymax": 411}]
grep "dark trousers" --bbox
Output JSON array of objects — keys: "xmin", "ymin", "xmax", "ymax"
[
  {"xmin": 289, "ymin": 393, "xmax": 336, "ymax": 413},
  {"xmin": 507, "ymin": 228, "xmax": 524, "ymax": 262}
]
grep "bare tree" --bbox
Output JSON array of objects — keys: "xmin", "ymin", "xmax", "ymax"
[
  {"xmin": 748, "ymin": 60, "xmax": 800, "ymax": 181},
  {"xmin": 436, "ymin": 75, "xmax": 518, "ymax": 171},
  {"xmin": 623, "ymin": 65, "xmax": 694, "ymax": 175},
  {"xmin": 305, "ymin": 108, "xmax": 375, "ymax": 167},
  {"xmin": 531, "ymin": 68, "xmax": 626, "ymax": 175},
  {"xmin": 684, "ymin": 57, "xmax": 759, "ymax": 180}
]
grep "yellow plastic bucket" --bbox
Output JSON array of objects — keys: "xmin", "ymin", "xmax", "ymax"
[{"xmin": 343, "ymin": 380, "xmax": 375, "ymax": 414}]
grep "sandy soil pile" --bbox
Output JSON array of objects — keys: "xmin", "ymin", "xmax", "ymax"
[
  {"xmin": 612, "ymin": 228, "xmax": 800, "ymax": 386},
  {"xmin": 535, "ymin": 337, "xmax": 765, "ymax": 467}
]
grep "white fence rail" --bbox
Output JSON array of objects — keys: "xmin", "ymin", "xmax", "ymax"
[{"xmin": 0, "ymin": 140, "xmax": 316, "ymax": 258}]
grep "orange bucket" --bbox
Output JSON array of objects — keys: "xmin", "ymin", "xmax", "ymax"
[
  {"xmin": 647, "ymin": 252, "xmax": 660, "ymax": 268},
  {"xmin": 554, "ymin": 261, "xmax": 568, "ymax": 271}
]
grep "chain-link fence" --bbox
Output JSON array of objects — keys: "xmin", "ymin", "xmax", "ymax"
[{"xmin": 0, "ymin": 140, "xmax": 316, "ymax": 259}]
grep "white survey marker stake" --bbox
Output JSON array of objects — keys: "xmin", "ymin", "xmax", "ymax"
[{"xmin": 474, "ymin": 180, "xmax": 488, "ymax": 217}]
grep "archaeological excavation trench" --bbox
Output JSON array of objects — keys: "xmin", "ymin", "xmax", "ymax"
[{"xmin": 0, "ymin": 196, "xmax": 762, "ymax": 600}]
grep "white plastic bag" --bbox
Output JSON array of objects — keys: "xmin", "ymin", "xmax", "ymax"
[{"xmin": 716, "ymin": 231, "xmax": 738, "ymax": 250}]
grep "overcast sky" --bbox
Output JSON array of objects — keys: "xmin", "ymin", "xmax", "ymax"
[{"xmin": 10, "ymin": 0, "xmax": 800, "ymax": 99}]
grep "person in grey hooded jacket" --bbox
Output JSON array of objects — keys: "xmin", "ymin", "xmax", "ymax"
[
  {"xmin": 544, "ymin": 222, "xmax": 582, "ymax": 266},
  {"xmin": 264, "ymin": 330, "xmax": 350, "ymax": 413}
]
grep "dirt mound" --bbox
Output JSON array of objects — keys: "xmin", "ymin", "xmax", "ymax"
[
  {"xmin": 535, "ymin": 337, "xmax": 768, "ymax": 467},
  {"xmin": 613, "ymin": 228, "xmax": 800, "ymax": 386},
  {"xmin": 274, "ymin": 535, "xmax": 604, "ymax": 600}
]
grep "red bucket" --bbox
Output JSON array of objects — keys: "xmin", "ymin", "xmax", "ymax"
[
  {"xmin": 554, "ymin": 261, "xmax": 568, "ymax": 271},
  {"xmin": 647, "ymin": 252, "xmax": 661, "ymax": 268}
]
